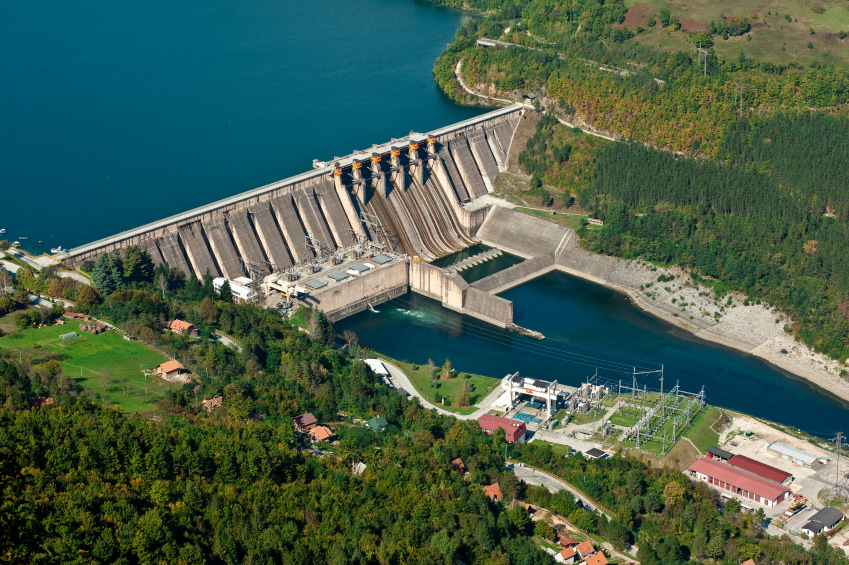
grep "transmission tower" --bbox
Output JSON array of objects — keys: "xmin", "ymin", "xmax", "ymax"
[
  {"xmin": 239, "ymin": 257, "xmax": 271, "ymax": 305},
  {"xmin": 696, "ymin": 45, "xmax": 708, "ymax": 77},
  {"xmin": 831, "ymin": 432, "xmax": 847, "ymax": 501}
]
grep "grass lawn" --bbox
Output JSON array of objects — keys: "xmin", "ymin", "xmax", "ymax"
[
  {"xmin": 0, "ymin": 319, "xmax": 176, "ymax": 413},
  {"xmin": 373, "ymin": 353, "xmax": 498, "ymax": 415},
  {"xmin": 682, "ymin": 405, "xmax": 723, "ymax": 452},
  {"xmin": 289, "ymin": 306, "xmax": 310, "ymax": 330},
  {"xmin": 515, "ymin": 207, "xmax": 589, "ymax": 231}
]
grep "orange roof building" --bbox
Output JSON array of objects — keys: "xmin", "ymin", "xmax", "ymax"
[
  {"xmin": 584, "ymin": 553, "xmax": 608, "ymax": 565},
  {"xmin": 575, "ymin": 541, "xmax": 595, "ymax": 559},
  {"xmin": 483, "ymin": 483, "xmax": 503, "ymax": 502},
  {"xmin": 155, "ymin": 360, "xmax": 185, "ymax": 379},
  {"xmin": 310, "ymin": 426, "xmax": 333, "ymax": 442},
  {"xmin": 555, "ymin": 546, "xmax": 576, "ymax": 564},
  {"xmin": 168, "ymin": 319, "xmax": 198, "ymax": 337}
]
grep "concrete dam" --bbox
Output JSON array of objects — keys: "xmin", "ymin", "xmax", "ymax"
[
  {"xmin": 67, "ymin": 105, "xmax": 521, "ymax": 273},
  {"xmin": 65, "ymin": 105, "xmax": 526, "ymax": 326}
]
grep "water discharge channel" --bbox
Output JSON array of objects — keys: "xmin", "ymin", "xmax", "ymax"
[{"xmin": 337, "ymin": 253, "xmax": 849, "ymax": 439}]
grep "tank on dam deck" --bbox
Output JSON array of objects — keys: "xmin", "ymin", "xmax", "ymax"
[{"xmin": 64, "ymin": 104, "xmax": 527, "ymax": 299}]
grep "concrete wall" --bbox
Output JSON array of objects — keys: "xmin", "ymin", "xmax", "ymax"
[
  {"xmin": 471, "ymin": 252, "xmax": 556, "ymax": 294},
  {"xmin": 408, "ymin": 260, "xmax": 512, "ymax": 326},
  {"xmin": 476, "ymin": 207, "xmax": 571, "ymax": 258},
  {"xmin": 314, "ymin": 261, "xmax": 408, "ymax": 320}
]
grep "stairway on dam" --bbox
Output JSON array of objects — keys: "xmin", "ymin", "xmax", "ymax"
[{"xmin": 67, "ymin": 106, "xmax": 525, "ymax": 288}]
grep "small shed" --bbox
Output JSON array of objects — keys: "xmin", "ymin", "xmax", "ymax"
[
  {"xmin": 524, "ymin": 92, "xmax": 537, "ymax": 101},
  {"xmin": 707, "ymin": 446, "xmax": 734, "ymax": 462},
  {"xmin": 351, "ymin": 461, "xmax": 367, "ymax": 476},
  {"xmin": 585, "ymin": 448, "xmax": 608, "ymax": 459}
]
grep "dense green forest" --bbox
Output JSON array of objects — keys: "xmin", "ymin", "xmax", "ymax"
[{"xmin": 429, "ymin": 0, "xmax": 849, "ymax": 155}]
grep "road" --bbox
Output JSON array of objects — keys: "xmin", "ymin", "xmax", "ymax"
[
  {"xmin": 511, "ymin": 464, "xmax": 611, "ymax": 519},
  {"xmin": 379, "ymin": 359, "xmax": 503, "ymax": 420}
]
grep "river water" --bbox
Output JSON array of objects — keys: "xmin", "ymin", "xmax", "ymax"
[
  {"xmin": 336, "ymin": 266, "xmax": 849, "ymax": 438},
  {"xmin": 1, "ymin": 0, "xmax": 482, "ymax": 252}
]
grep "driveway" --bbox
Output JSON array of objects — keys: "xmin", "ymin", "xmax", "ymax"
[{"xmin": 379, "ymin": 359, "xmax": 503, "ymax": 420}]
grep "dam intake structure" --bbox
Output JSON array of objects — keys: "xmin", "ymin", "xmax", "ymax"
[{"xmin": 65, "ymin": 105, "xmax": 524, "ymax": 278}]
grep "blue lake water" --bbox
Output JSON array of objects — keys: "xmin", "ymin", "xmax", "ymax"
[
  {"xmin": 336, "ymin": 271, "xmax": 849, "ymax": 438},
  {"xmin": 1, "ymin": 0, "xmax": 483, "ymax": 252}
]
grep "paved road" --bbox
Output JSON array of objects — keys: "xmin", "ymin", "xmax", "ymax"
[
  {"xmin": 213, "ymin": 332, "xmax": 242, "ymax": 352},
  {"xmin": 512, "ymin": 464, "xmax": 611, "ymax": 519},
  {"xmin": 379, "ymin": 359, "xmax": 503, "ymax": 420}
]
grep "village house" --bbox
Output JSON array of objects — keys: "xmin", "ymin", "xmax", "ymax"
[
  {"xmin": 310, "ymin": 426, "xmax": 333, "ymax": 442},
  {"xmin": 168, "ymin": 319, "xmax": 198, "ymax": 338},
  {"xmin": 554, "ymin": 546, "xmax": 576, "ymax": 564},
  {"xmin": 483, "ymin": 483, "xmax": 503, "ymax": 502},
  {"xmin": 201, "ymin": 396, "xmax": 223, "ymax": 414},
  {"xmin": 575, "ymin": 541, "xmax": 595, "ymax": 560},
  {"xmin": 293, "ymin": 412, "xmax": 317, "ymax": 433},
  {"xmin": 154, "ymin": 360, "xmax": 188, "ymax": 381}
]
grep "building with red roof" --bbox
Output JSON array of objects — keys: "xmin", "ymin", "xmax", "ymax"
[
  {"xmin": 575, "ymin": 541, "xmax": 595, "ymax": 559},
  {"xmin": 585, "ymin": 553, "xmax": 609, "ymax": 565},
  {"xmin": 483, "ymin": 483, "xmax": 503, "ymax": 502},
  {"xmin": 168, "ymin": 319, "xmax": 198, "ymax": 337},
  {"xmin": 477, "ymin": 414, "xmax": 527, "ymax": 443},
  {"xmin": 688, "ymin": 457, "xmax": 791, "ymax": 507},
  {"xmin": 728, "ymin": 454, "xmax": 793, "ymax": 485},
  {"xmin": 555, "ymin": 546, "xmax": 576, "ymax": 564}
]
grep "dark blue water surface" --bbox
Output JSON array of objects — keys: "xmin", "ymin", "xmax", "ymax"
[
  {"xmin": 1, "ymin": 0, "xmax": 483, "ymax": 252},
  {"xmin": 337, "ymin": 271, "xmax": 849, "ymax": 438}
]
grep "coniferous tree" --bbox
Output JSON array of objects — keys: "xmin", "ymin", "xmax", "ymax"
[{"xmin": 219, "ymin": 280, "xmax": 232, "ymax": 303}]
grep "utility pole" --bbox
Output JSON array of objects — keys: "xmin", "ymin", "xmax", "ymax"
[{"xmin": 834, "ymin": 432, "xmax": 844, "ymax": 499}]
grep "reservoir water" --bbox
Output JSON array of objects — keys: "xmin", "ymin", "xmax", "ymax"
[
  {"xmin": 336, "ymin": 270, "xmax": 849, "ymax": 438},
  {"xmin": 1, "ymin": 0, "xmax": 483, "ymax": 252}
]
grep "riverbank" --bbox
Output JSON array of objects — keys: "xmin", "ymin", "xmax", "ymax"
[{"xmin": 555, "ymin": 251, "xmax": 849, "ymax": 406}]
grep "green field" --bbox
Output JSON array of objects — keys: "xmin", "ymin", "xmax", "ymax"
[
  {"xmin": 374, "ymin": 353, "xmax": 498, "ymax": 415},
  {"xmin": 682, "ymin": 405, "xmax": 723, "ymax": 452},
  {"xmin": 0, "ymin": 318, "xmax": 176, "ymax": 413}
]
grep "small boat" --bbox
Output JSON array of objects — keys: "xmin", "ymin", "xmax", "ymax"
[
  {"xmin": 0, "ymin": 228, "xmax": 5, "ymax": 234},
  {"xmin": 19, "ymin": 236, "xmax": 28, "ymax": 240},
  {"xmin": 37, "ymin": 240, "xmax": 44, "ymax": 244},
  {"xmin": 51, "ymin": 246, "xmax": 66, "ymax": 254},
  {"xmin": 12, "ymin": 241, "xmax": 21, "ymax": 247}
]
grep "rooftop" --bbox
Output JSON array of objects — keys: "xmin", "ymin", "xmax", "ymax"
[
  {"xmin": 575, "ymin": 540, "xmax": 594, "ymax": 558},
  {"xmin": 372, "ymin": 254, "xmax": 393, "ymax": 265},
  {"xmin": 585, "ymin": 448, "xmax": 607, "ymax": 459},
  {"xmin": 311, "ymin": 426, "xmax": 333, "ymax": 441},
  {"xmin": 294, "ymin": 413, "xmax": 317, "ymax": 427},
  {"xmin": 806, "ymin": 507, "xmax": 844, "ymax": 530},
  {"xmin": 305, "ymin": 279, "xmax": 327, "ymax": 290},
  {"xmin": 483, "ymin": 483, "xmax": 503, "ymax": 501},
  {"xmin": 689, "ymin": 457, "xmax": 790, "ymax": 502},
  {"xmin": 728, "ymin": 454, "xmax": 792, "ymax": 484},
  {"xmin": 767, "ymin": 441, "xmax": 821, "ymax": 464},
  {"xmin": 707, "ymin": 446, "xmax": 734, "ymax": 460},
  {"xmin": 158, "ymin": 360, "xmax": 184, "ymax": 374}
]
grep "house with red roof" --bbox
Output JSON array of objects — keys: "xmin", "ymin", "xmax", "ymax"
[
  {"xmin": 688, "ymin": 457, "xmax": 791, "ymax": 507},
  {"xmin": 575, "ymin": 541, "xmax": 595, "ymax": 560},
  {"xmin": 557, "ymin": 532, "xmax": 578, "ymax": 548},
  {"xmin": 584, "ymin": 552, "xmax": 608, "ymax": 565},
  {"xmin": 477, "ymin": 414, "xmax": 527, "ymax": 443},
  {"xmin": 154, "ymin": 360, "xmax": 188, "ymax": 381},
  {"xmin": 483, "ymin": 483, "xmax": 503, "ymax": 502},
  {"xmin": 555, "ymin": 546, "xmax": 577, "ymax": 564},
  {"xmin": 168, "ymin": 319, "xmax": 198, "ymax": 338},
  {"xmin": 310, "ymin": 426, "xmax": 334, "ymax": 442},
  {"xmin": 451, "ymin": 458, "xmax": 467, "ymax": 474}
]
